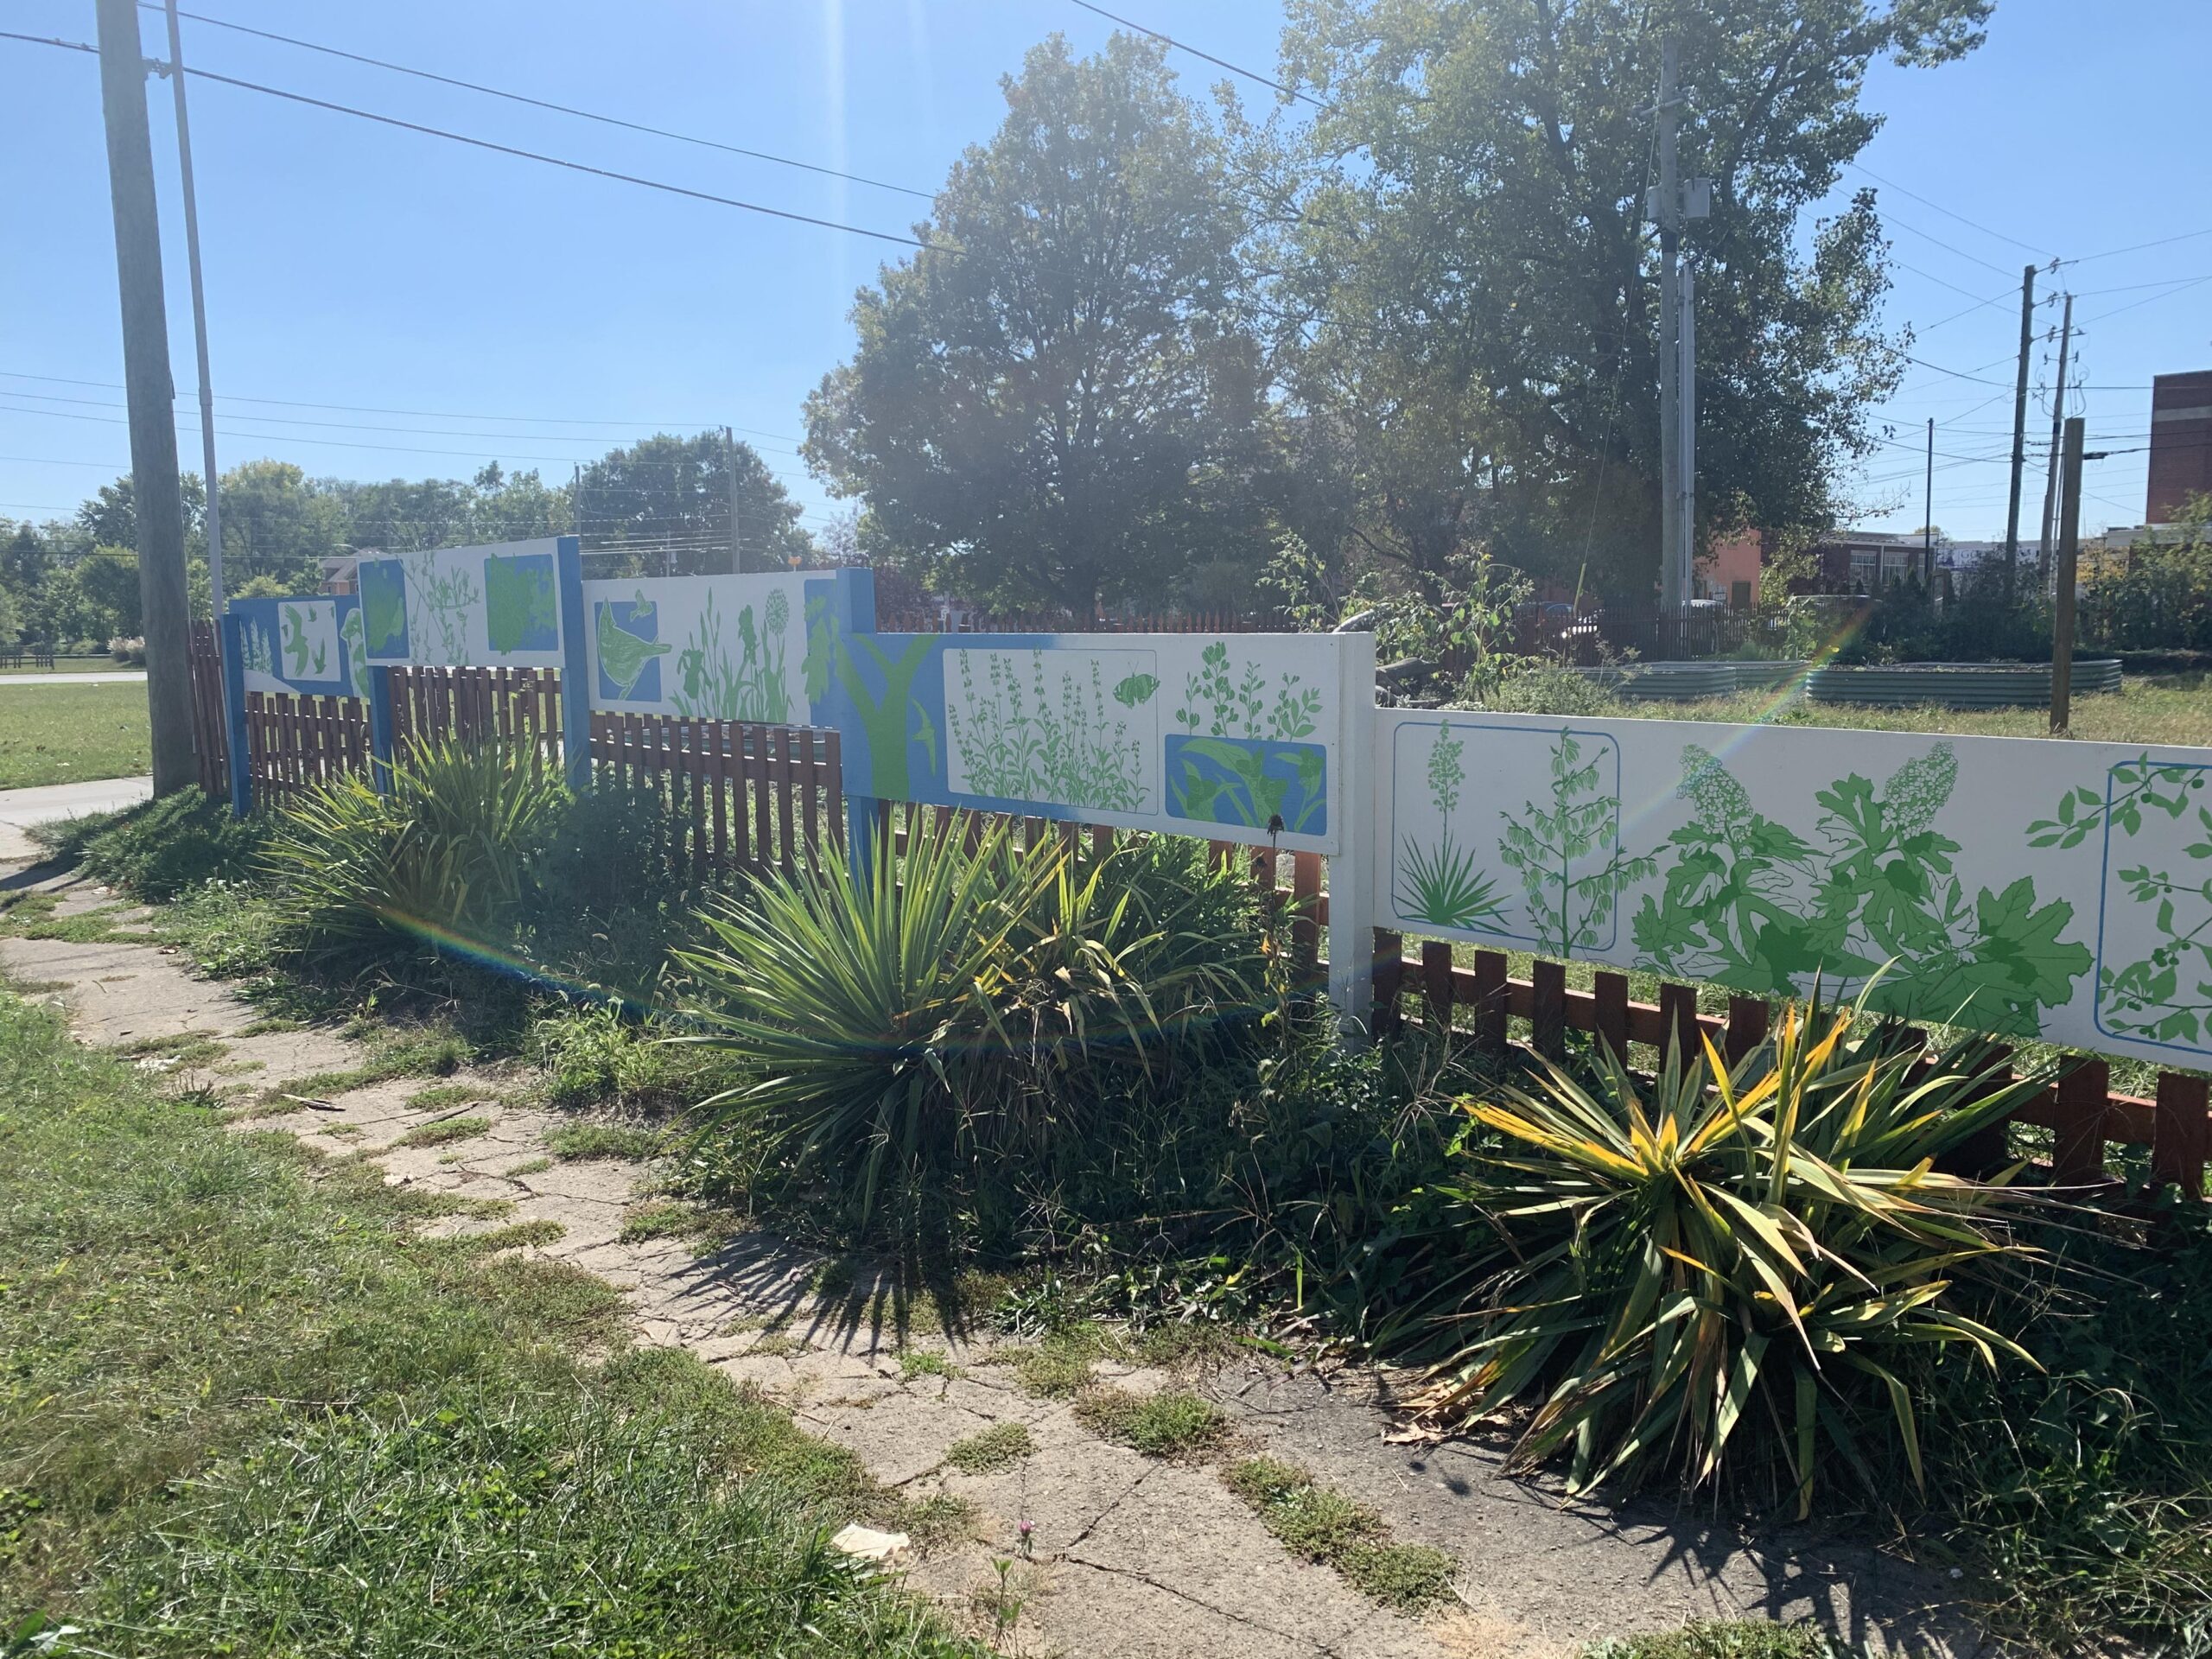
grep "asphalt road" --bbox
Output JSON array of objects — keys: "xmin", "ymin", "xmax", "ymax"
[
  {"xmin": 0, "ymin": 776, "xmax": 154, "ymax": 864},
  {"xmin": 0, "ymin": 671, "xmax": 149, "ymax": 686}
]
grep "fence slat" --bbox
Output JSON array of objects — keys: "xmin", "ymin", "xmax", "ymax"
[
  {"xmin": 1471, "ymin": 950, "xmax": 1509, "ymax": 1056},
  {"xmin": 1421, "ymin": 941, "xmax": 1453, "ymax": 1034},
  {"xmin": 1725, "ymin": 996, "xmax": 1769, "ymax": 1066},
  {"xmin": 2054, "ymin": 1060, "xmax": 2112, "ymax": 1186},
  {"xmin": 1531, "ymin": 960, "xmax": 1567, "ymax": 1058},
  {"xmin": 2152, "ymin": 1071, "xmax": 2209, "ymax": 1196},
  {"xmin": 1593, "ymin": 971, "xmax": 1630, "ymax": 1063},
  {"xmin": 1372, "ymin": 930, "xmax": 1403, "ymax": 1039},
  {"xmin": 1292, "ymin": 852, "xmax": 1322, "ymax": 981},
  {"xmin": 1657, "ymin": 982, "xmax": 1700, "ymax": 1068},
  {"xmin": 750, "ymin": 724, "xmax": 773, "ymax": 877},
  {"xmin": 775, "ymin": 728, "xmax": 798, "ymax": 882}
]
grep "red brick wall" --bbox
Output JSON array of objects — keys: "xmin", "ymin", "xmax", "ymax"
[{"xmin": 2148, "ymin": 370, "xmax": 2212, "ymax": 523}]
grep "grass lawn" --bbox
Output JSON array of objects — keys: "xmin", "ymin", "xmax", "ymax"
[
  {"xmin": 1614, "ymin": 671, "xmax": 2212, "ymax": 746},
  {"xmin": 0, "ymin": 988, "xmax": 979, "ymax": 1657},
  {"xmin": 0, "ymin": 682, "xmax": 151, "ymax": 788}
]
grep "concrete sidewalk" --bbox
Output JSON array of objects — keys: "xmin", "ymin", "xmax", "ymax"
[
  {"xmin": 0, "ymin": 671, "xmax": 148, "ymax": 687},
  {"xmin": 0, "ymin": 776, "xmax": 153, "ymax": 864}
]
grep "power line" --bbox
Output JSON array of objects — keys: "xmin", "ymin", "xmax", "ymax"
[
  {"xmin": 1065, "ymin": 0, "xmax": 1322, "ymax": 108},
  {"xmin": 2067, "ymin": 225, "xmax": 2212, "ymax": 266},
  {"xmin": 1844, "ymin": 161, "xmax": 2050, "ymax": 257},
  {"xmin": 2078, "ymin": 271, "xmax": 2212, "ymax": 326},
  {"xmin": 0, "ymin": 31, "xmax": 954, "ymax": 253},
  {"xmin": 0, "ymin": 370, "xmax": 805, "ymax": 445},
  {"xmin": 1884, "ymin": 217, "xmax": 2022, "ymax": 280},
  {"xmin": 143, "ymin": 4, "xmax": 937, "ymax": 201}
]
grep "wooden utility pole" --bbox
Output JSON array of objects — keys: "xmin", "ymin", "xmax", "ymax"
[
  {"xmin": 2036, "ymin": 292, "xmax": 2075, "ymax": 593},
  {"xmin": 2050, "ymin": 416, "xmax": 2084, "ymax": 734},
  {"xmin": 2002, "ymin": 264, "xmax": 2037, "ymax": 597},
  {"xmin": 95, "ymin": 0, "xmax": 195, "ymax": 794}
]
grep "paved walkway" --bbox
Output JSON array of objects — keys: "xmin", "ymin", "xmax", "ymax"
[
  {"xmin": 0, "ymin": 671, "xmax": 147, "ymax": 686},
  {"xmin": 0, "ymin": 776, "xmax": 152, "ymax": 862},
  {"xmin": 0, "ymin": 865, "xmax": 1990, "ymax": 1659}
]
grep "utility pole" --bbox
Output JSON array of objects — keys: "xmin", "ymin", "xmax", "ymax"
[
  {"xmin": 1655, "ymin": 36, "xmax": 1682, "ymax": 613},
  {"xmin": 95, "ymin": 0, "xmax": 195, "ymax": 795},
  {"xmin": 2002, "ymin": 263, "xmax": 2037, "ymax": 597},
  {"xmin": 1677, "ymin": 258, "xmax": 1697, "ymax": 596},
  {"xmin": 726, "ymin": 425, "xmax": 741, "ymax": 575},
  {"xmin": 2050, "ymin": 416, "xmax": 2084, "ymax": 734},
  {"xmin": 2036, "ymin": 291, "xmax": 2075, "ymax": 593},
  {"xmin": 1923, "ymin": 417, "xmax": 1935, "ymax": 590},
  {"xmin": 160, "ymin": 0, "xmax": 222, "ymax": 621}
]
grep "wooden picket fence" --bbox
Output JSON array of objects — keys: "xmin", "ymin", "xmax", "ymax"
[
  {"xmin": 182, "ymin": 647, "xmax": 2209, "ymax": 1197},
  {"xmin": 187, "ymin": 623, "xmax": 231, "ymax": 797}
]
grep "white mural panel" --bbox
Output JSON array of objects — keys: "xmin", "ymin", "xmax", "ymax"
[
  {"xmin": 357, "ymin": 539, "xmax": 568, "ymax": 669},
  {"xmin": 1377, "ymin": 709, "xmax": 2212, "ymax": 1068},
  {"xmin": 944, "ymin": 645, "xmax": 1161, "ymax": 813},
  {"xmin": 581, "ymin": 572, "xmax": 814, "ymax": 721}
]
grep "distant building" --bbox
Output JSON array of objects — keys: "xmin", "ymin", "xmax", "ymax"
[
  {"xmin": 1698, "ymin": 530, "xmax": 1764, "ymax": 608},
  {"xmin": 1808, "ymin": 530, "xmax": 1930, "ymax": 593},
  {"xmin": 2148, "ymin": 370, "xmax": 2212, "ymax": 523}
]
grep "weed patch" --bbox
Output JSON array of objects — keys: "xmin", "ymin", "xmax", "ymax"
[
  {"xmin": 545, "ymin": 1120, "xmax": 664, "ymax": 1162},
  {"xmin": 944, "ymin": 1423, "xmax": 1034, "ymax": 1475},
  {"xmin": 903, "ymin": 1491, "xmax": 977, "ymax": 1550},
  {"xmin": 1074, "ymin": 1389, "xmax": 1226, "ymax": 1459},
  {"xmin": 1224, "ymin": 1457, "xmax": 1456, "ymax": 1612},
  {"xmin": 406, "ymin": 1082, "xmax": 491, "ymax": 1112},
  {"xmin": 899, "ymin": 1351, "xmax": 960, "ymax": 1382},
  {"xmin": 1007, "ymin": 1327, "xmax": 1104, "ymax": 1398},
  {"xmin": 619, "ymin": 1198, "xmax": 701, "ymax": 1243},
  {"xmin": 1582, "ymin": 1624, "xmax": 1861, "ymax": 1659},
  {"xmin": 397, "ymin": 1116, "xmax": 493, "ymax": 1148}
]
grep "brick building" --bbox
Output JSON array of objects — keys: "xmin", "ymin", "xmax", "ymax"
[{"xmin": 2147, "ymin": 370, "xmax": 2212, "ymax": 523}]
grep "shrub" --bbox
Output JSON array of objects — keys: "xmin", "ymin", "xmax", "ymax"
[
  {"xmin": 259, "ymin": 740, "xmax": 569, "ymax": 972},
  {"xmin": 1403, "ymin": 1003, "xmax": 2051, "ymax": 1515},
  {"xmin": 31, "ymin": 791, "xmax": 270, "ymax": 900},
  {"xmin": 677, "ymin": 822, "xmax": 1268, "ymax": 1242},
  {"xmin": 532, "ymin": 1004, "xmax": 734, "ymax": 1114}
]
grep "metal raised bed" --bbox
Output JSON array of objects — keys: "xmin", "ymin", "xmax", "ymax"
[{"xmin": 1803, "ymin": 659, "xmax": 2122, "ymax": 709}]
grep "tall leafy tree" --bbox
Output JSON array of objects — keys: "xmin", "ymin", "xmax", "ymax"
[
  {"xmin": 575, "ymin": 432, "xmax": 810, "ymax": 576},
  {"xmin": 804, "ymin": 33, "xmax": 1270, "ymax": 616},
  {"xmin": 1272, "ymin": 0, "xmax": 1987, "ymax": 597}
]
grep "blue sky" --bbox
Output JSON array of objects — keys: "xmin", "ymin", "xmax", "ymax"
[{"xmin": 2, "ymin": 0, "xmax": 2206, "ymax": 549}]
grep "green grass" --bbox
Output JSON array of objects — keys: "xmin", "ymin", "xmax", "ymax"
[
  {"xmin": 116, "ymin": 1029, "xmax": 229, "ymax": 1068},
  {"xmin": 545, "ymin": 1119, "xmax": 664, "ymax": 1161},
  {"xmin": 903, "ymin": 1491, "xmax": 978, "ymax": 1550},
  {"xmin": 405, "ymin": 1082, "xmax": 491, "ymax": 1112},
  {"xmin": 898, "ymin": 1350, "xmax": 960, "ymax": 1382},
  {"xmin": 1581, "ymin": 1622, "xmax": 1862, "ymax": 1658},
  {"xmin": 262, "ymin": 1023, "xmax": 470, "ymax": 1105},
  {"xmin": 1223, "ymin": 1457, "xmax": 1458, "ymax": 1613},
  {"xmin": 1007, "ymin": 1328, "xmax": 1103, "ymax": 1398},
  {"xmin": 1073, "ymin": 1389, "xmax": 1227, "ymax": 1459},
  {"xmin": 0, "ymin": 988, "xmax": 980, "ymax": 1657},
  {"xmin": 943, "ymin": 1423, "xmax": 1034, "ymax": 1475},
  {"xmin": 0, "ymin": 682, "xmax": 150, "ymax": 787},
  {"xmin": 396, "ymin": 1114, "xmax": 493, "ymax": 1148},
  {"xmin": 619, "ymin": 1198, "xmax": 703, "ymax": 1243},
  {"xmin": 446, "ymin": 1217, "xmax": 567, "ymax": 1253}
]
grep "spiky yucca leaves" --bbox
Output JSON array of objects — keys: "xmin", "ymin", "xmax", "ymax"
[
  {"xmin": 1413, "ymin": 1003, "xmax": 2050, "ymax": 1516},
  {"xmin": 677, "ymin": 825, "xmax": 1270, "ymax": 1238},
  {"xmin": 259, "ymin": 738, "xmax": 569, "ymax": 969}
]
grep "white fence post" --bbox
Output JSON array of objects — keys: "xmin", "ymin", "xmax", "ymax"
[{"xmin": 1328, "ymin": 629, "xmax": 1376, "ymax": 1041}]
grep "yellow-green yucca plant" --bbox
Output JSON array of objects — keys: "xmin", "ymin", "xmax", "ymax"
[
  {"xmin": 675, "ymin": 819, "xmax": 1267, "ymax": 1237},
  {"xmin": 259, "ymin": 737, "xmax": 569, "ymax": 969},
  {"xmin": 1412, "ymin": 999, "xmax": 2051, "ymax": 1516}
]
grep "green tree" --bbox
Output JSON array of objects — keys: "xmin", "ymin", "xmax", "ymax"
[
  {"xmin": 216, "ymin": 460, "xmax": 345, "ymax": 592},
  {"xmin": 575, "ymin": 432, "xmax": 809, "ymax": 576},
  {"xmin": 76, "ymin": 545, "xmax": 145, "ymax": 640},
  {"xmin": 804, "ymin": 33, "xmax": 1271, "ymax": 616},
  {"xmin": 1271, "ymin": 0, "xmax": 1986, "ymax": 596}
]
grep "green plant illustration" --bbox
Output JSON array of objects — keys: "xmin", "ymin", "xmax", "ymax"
[
  {"xmin": 240, "ymin": 620, "xmax": 276, "ymax": 680},
  {"xmin": 1113, "ymin": 671, "xmax": 1160, "ymax": 709},
  {"xmin": 946, "ymin": 650, "xmax": 1147, "ymax": 811},
  {"xmin": 404, "ymin": 551, "xmax": 479, "ymax": 664},
  {"xmin": 1634, "ymin": 741, "xmax": 2090, "ymax": 1034},
  {"xmin": 809, "ymin": 597, "xmax": 934, "ymax": 799},
  {"xmin": 1166, "ymin": 737, "xmax": 1325, "ymax": 834},
  {"xmin": 1499, "ymin": 728, "xmax": 1649, "ymax": 957},
  {"xmin": 1173, "ymin": 641, "xmax": 1321, "ymax": 741},
  {"xmin": 1393, "ymin": 719, "xmax": 1507, "ymax": 931},
  {"xmin": 672, "ymin": 588, "xmax": 792, "ymax": 721},
  {"xmin": 280, "ymin": 605, "xmax": 328, "ymax": 680},
  {"xmin": 2033, "ymin": 758, "xmax": 2212, "ymax": 1046},
  {"xmin": 341, "ymin": 609, "xmax": 369, "ymax": 697}
]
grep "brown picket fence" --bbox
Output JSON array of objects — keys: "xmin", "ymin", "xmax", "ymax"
[{"xmin": 185, "ymin": 648, "xmax": 2210, "ymax": 1197}]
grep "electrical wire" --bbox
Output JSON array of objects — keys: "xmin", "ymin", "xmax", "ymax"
[
  {"xmin": 1844, "ymin": 161, "xmax": 2050, "ymax": 258},
  {"xmin": 0, "ymin": 31, "xmax": 954, "ymax": 254},
  {"xmin": 140, "ymin": 3, "xmax": 934, "ymax": 200},
  {"xmin": 1065, "ymin": 0, "xmax": 1322, "ymax": 107}
]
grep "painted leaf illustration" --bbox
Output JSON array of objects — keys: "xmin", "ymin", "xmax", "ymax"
[{"xmin": 596, "ymin": 600, "xmax": 671, "ymax": 695}]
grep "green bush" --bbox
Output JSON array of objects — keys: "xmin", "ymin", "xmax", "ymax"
[
  {"xmin": 260, "ymin": 740, "xmax": 569, "ymax": 973},
  {"xmin": 30, "ymin": 791, "xmax": 270, "ymax": 900},
  {"xmin": 677, "ymin": 823, "xmax": 1269, "ymax": 1243},
  {"xmin": 1399, "ymin": 1003, "xmax": 2053, "ymax": 1516}
]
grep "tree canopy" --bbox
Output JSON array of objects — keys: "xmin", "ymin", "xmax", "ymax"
[
  {"xmin": 1269, "ymin": 0, "xmax": 1986, "ymax": 599},
  {"xmin": 804, "ymin": 34, "xmax": 1272, "ymax": 617},
  {"xmin": 575, "ymin": 432, "xmax": 810, "ymax": 577}
]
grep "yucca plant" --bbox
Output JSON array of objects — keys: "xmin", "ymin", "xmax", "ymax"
[
  {"xmin": 675, "ymin": 818, "xmax": 1065, "ymax": 1231},
  {"xmin": 259, "ymin": 738, "xmax": 569, "ymax": 970},
  {"xmin": 1408, "ymin": 1001, "xmax": 2051, "ymax": 1516}
]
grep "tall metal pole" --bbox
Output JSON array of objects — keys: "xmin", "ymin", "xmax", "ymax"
[
  {"xmin": 2036, "ymin": 291, "xmax": 2074, "ymax": 594},
  {"xmin": 1923, "ymin": 417, "xmax": 1935, "ymax": 590},
  {"xmin": 95, "ymin": 0, "xmax": 195, "ymax": 795},
  {"xmin": 1655, "ymin": 36, "xmax": 1683, "ymax": 612},
  {"xmin": 1677, "ymin": 258, "xmax": 1697, "ymax": 597},
  {"xmin": 2050, "ymin": 416, "xmax": 2084, "ymax": 734},
  {"xmin": 2002, "ymin": 263, "xmax": 2037, "ymax": 596},
  {"xmin": 161, "ymin": 0, "xmax": 222, "ymax": 620}
]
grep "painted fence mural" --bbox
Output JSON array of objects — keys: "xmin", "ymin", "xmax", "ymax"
[
  {"xmin": 582, "ymin": 573, "xmax": 816, "ymax": 723},
  {"xmin": 356, "ymin": 538, "xmax": 575, "ymax": 670},
  {"xmin": 811, "ymin": 615, "xmax": 1364, "ymax": 856},
  {"xmin": 1377, "ymin": 709, "xmax": 2212, "ymax": 1071},
  {"xmin": 231, "ymin": 594, "xmax": 365, "ymax": 699}
]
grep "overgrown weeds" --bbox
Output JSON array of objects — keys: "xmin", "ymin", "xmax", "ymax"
[{"xmin": 1223, "ymin": 1457, "xmax": 1457, "ymax": 1611}]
